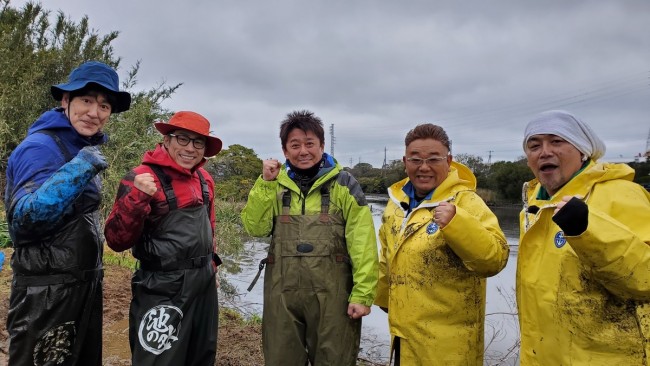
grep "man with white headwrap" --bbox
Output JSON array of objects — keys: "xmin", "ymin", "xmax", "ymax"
[{"xmin": 517, "ymin": 110, "xmax": 650, "ymax": 365}]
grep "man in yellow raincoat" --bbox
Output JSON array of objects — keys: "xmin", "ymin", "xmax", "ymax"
[
  {"xmin": 518, "ymin": 110, "xmax": 650, "ymax": 365},
  {"xmin": 375, "ymin": 123, "xmax": 509, "ymax": 365}
]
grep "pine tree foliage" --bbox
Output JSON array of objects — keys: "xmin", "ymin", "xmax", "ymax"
[{"xmin": 0, "ymin": 0, "xmax": 181, "ymax": 218}]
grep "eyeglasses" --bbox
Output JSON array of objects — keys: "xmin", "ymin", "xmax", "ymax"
[
  {"xmin": 169, "ymin": 133, "xmax": 206, "ymax": 149},
  {"xmin": 405, "ymin": 156, "xmax": 448, "ymax": 166}
]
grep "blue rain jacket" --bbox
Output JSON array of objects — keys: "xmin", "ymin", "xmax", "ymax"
[{"xmin": 5, "ymin": 108, "xmax": 106, "ymax": 240}]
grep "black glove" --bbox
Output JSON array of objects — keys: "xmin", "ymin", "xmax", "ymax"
[{"xmin": 552, "ymin": 197, "xmax": 588, "ymax": 236}]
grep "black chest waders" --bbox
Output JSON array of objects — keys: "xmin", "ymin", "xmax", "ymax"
[
  {"xmin": 129, "ymin": 165, "xmax": 219, "ymax": 366},
  {"xmin": 258, "ymin": 177, "xmax": 362, "ymax": 366},
  {"xmin": 7, "ymin": 130, "xmax": 104, "ymax": 366}
]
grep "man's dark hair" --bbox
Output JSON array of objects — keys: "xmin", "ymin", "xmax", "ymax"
[
  {"xmin": 279, "ymin": 110, "xmax": 325, "ymax": 148},
  {"xmin": 69, "ymin": 83, "xmax": 118, "ymax": 111},
  {"xmin": 405, "ymin": 123, "xmax": 452, "ymax": 153}
]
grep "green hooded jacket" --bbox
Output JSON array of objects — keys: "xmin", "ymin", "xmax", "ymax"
[{"xmin": 241, "ymin": 161, "xmax": 378, "ymax": 306}]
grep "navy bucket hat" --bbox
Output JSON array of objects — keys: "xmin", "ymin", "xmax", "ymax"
[{"xmin": 51, "ymin": 61, "xmax": 132, "ymax": 113}]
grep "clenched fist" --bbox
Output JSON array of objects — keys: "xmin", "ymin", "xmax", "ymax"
[
  {"xmin": 77, "ymin": 146, "xmax": 108, "ymax": 171},
  {"xmin": 433, "ymin": 201, "xmax": 456, "ymax": 228},
  {"xmin": 262, "ymin": 159, "xmax": 281, "ymax": 181},
  {"xmin": 134, "ymin": 173, "xmax": 157, "ymax": 196}
]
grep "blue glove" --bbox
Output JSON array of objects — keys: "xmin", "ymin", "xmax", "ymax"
[
  {"xmin": 77, "ymin": 146, "xmax": 108, "ymax": 171},
  {"xmin": 0, "ymin": 251, "xmax": 5, "ymax": 272}
]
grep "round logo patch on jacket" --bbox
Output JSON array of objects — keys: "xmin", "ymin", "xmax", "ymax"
[
  {"xmin": 554, "ymin": 231, "xmax": 567, "ymax": 248},
  {"xmin": 426, "ymin": 222, "xmax": 439, "ymax": 235},
  {"xmin": 138, "ymin": 305, "xmax": 183, "ymax": 355}
]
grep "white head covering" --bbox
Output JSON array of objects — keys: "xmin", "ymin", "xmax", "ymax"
[{"xmin": 523, "ymin": 110, "xmax": 606, "ymax": 161}]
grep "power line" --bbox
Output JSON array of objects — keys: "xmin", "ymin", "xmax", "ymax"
[
  {"xmin": 436, "ymin": 70, "xmax": 650, "ymax": 127},
  {"xmin": 336, "ymin": 70, "xmax": 650, "ymax": 165}
]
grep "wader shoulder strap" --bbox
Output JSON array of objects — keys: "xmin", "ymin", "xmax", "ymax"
[
  {"xmin": 196, "ymin": 170, "xmax": 210, "ymax": 214},
  {"xmin": 318, "ymin": 173, "xmax": 339, "ymax": 222},
  {"xmin": 248, "ymin": 174, "xmax": 341, "ymax": 292},
  {"xmin": 145, "ymin": 164, "xmax": 177, "ymax": 210},
  {"xmin": 279, "ymin": 189, "xmax": 292, "ymax": 223},
  {"xmin": 319, "ymin": 181, "xmax": 331, "ymax": 223},
  {"xmin": 195, "ymin": 170, "xmax": 222, "ymax": 267},
  {"xmin": 278, "ymin": 174, "xmax": 338, "ymax": 223},
  {"xmin": 35, "ymin": 130, "xmax": 74, "ymax": 162}
]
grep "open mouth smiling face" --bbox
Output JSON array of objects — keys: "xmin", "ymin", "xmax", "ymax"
[
  {"xmin": 526, "ymin": 134, "xmax": 583, "ymax": 196},
  {"xmin": 539, "ymin": 162, "xmax": 558, "ymax": 173}
]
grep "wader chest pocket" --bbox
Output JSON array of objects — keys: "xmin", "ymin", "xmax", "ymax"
[{"xmin": 296, "ymin": 243, "xmax": 314, "ymax": 253}]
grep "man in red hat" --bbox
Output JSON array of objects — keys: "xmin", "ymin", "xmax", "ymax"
[{"xmin": 104, "ymin": 111, "xmax": 223, "ymax": 366}]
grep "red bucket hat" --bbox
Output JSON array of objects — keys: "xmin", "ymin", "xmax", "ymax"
[{"xmin": 154, "ymin": 111, "xmax": 223, "ymax": 157}]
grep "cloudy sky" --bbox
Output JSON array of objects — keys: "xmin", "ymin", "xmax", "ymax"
[{"xmin": 14, "ymin": 0, "xmax": 650, "ymax": 167}]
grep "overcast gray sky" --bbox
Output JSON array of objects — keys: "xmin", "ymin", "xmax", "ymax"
[{"xmin": 15, "ymin": 0, "xmax": 650, "ymax": 167}]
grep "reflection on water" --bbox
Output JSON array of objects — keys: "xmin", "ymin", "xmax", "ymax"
[
  {"xmin": 485, "ymin": 206, "xmax": 521, "ymax": 366},
  {"xmin": 223, "ymin": 203, "xmax": 522, "ymax": 365},
  {"xmin": 492, "ymin": 206, "xmax": 521, "ymax": 240}
]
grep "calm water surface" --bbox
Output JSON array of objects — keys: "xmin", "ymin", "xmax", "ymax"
[{"xmin": 222, "ymin": 203, "xmax": 522, "ymax": 365}]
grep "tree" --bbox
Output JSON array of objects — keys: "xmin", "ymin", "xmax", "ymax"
[
  {"xmin": 206, "ymin": 144, "xmax": 262, "ymax": 180},
  {"xmin": 343, "ymin": 160, "xmax": 407, "ymax": 194},
  {"xmin": 357, "ymin": 176, "xmax": 387, "ymax": 194},
  {"xmin": 0, "ymin": 1, "xmax": 115, "ymax": 192},
  {"xmin": 205, "ymin": 144, "xmax": 262, "ymax": 201},
  {"xmin": 351, "ymin": 162, "xmax": 374, "ymax": 175},
  {"xmin": 0, "ymin": 1, "xmax": 180, "ymax": 217},
  {"xmin": 486, "ymin": 159, "xmax": 534, "ymax": 202},
  {"xmin": 629, "ymin": 160, "xmax": 650, "ymax": 185},
  {"xmin": 454, "ymin": 153, "xmax": 489, "ymax": 188},
  {"xmin": 383, "ymin": 159, "xmax": 407, "ymax": 189}
]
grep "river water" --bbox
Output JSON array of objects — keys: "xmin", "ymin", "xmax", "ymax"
[{"xmin": 221, "ymin": 202, "xmax": 522, "ymax": 366}]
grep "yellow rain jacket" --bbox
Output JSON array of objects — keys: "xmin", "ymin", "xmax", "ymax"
[
  {"xmin": 518, "ymin": 161, "xmax": 650, "ymax": 365},
  {"xmin": 375, "ymin": 161, "xmax": 508, "ymax": 365}
]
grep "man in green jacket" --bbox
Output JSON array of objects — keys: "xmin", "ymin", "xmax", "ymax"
[{"xmin": 241, "ymin": 110, "xmax": 378, "ymax": 366}]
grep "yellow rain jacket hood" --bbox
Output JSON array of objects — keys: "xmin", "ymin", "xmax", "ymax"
[
  {"xmin": 518, "ymin": 161, "xmax": 650, "ymax": 365},
  {"xmin": 376, "ymin": 161, "xmax": 508, "ymax": 365}
]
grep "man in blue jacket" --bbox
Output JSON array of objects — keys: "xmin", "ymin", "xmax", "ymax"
[{"xmin": 4, "ymin": 61, "xmax": 131, "ymax": 366}]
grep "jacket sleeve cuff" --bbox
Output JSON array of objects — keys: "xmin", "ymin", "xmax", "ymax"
[{"xmin": 348, "ymin": 295, "xmax": 374, "ymax": 307}]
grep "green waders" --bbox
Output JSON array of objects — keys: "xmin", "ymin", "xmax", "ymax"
[{"xmin": 262, "ymin": 181, "xmax": 362, "ymax": 366}]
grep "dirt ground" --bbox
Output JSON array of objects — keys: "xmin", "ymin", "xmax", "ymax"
[{"xmin": 0, "ymin": 248, "xmax": 264, "ymax": 366}]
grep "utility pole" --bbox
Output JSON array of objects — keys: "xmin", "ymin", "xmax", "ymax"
[
  {"xmin": 329, "ymin": 124, "xmax": 335, "ymax": 157},
  {"xmin": 382, "ymin": 147, "xmax": 388, "ymax": 169},
  {"xmin": 487, "ymin": 150, "xmax": 494, "ymax": 165}
]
